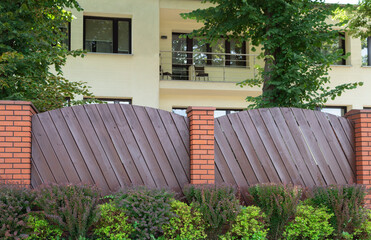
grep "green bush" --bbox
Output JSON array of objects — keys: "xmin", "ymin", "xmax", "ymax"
[
  {"xmin": 183, "ymin": 184, "xmax": 240, "ymax": 238},
  {"xmin": 350, "ymin": 208, "xmax": 371, "ymax": 240},
  {"xmin": 162, "ymin": 200, "xmax": 207, "ymax": 240},
  {"xmin": 283, "ymin": 204, "xmax": 333, "ymax": 240},
  {"xmin": 248, "ymin": 184, "xmax": 302, "ymax": 240},
  {"xmin": 220, "ymin": 205, "xmax": 268, "ymax": 240},
  {"xmin": 93, "ymin": 202, "xmax": 134, "ymax": 240},
  {"xmin": 26, "ymin": 213, "xmax": 63, "ymax": 240},
  {"xmin": 35, "ymin": 183, "xmax": 100, "ymax": 239},
  {"xmin": 114, "ymin": 187, "xmax": 174, "ymax": 240},
  {"xmin": 308, "ymin": 185, "xmax": 367, "ymax": 238},
  {"xmin": 0, "ymin": 184, "xmax": 36, "ymax": 239}
]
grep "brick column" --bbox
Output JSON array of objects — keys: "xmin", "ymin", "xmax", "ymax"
[
  {"xmin": 187, "ymin": 106, "xmax": 216, "ymax": 184},
  {"xmin": 0, "ymin": 101, "xmax": 37, "ymax": 186},
  {"xmin": 345, "ymin": 110, "xmax": 371, "ymax": 207}
]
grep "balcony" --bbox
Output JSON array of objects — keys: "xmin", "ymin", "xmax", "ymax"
[{"xmin": 159, "ymin": 51, "xmax": 259, "ymax": 83}]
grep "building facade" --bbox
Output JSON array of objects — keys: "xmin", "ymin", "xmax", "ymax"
[{"xmin": 62, "ymin": 0, "xmax": 371, "ymax": 116}]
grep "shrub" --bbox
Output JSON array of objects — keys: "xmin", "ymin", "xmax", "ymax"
[
  {"xmin": 353, "ymin": 208, "xmax": 371, "ymax": 240},
  {"xmin": 183, "ymin": 184, "xmax": 240, "ymax": 238},
  {"xmin": 308, "ymin": 185, "xmax": 367, "ymax": 238},
  {"xmin": 220, "ymin": 205, "xmax": 268, "ymax": 240},
  {"xmin": 114, "ymin": 186, "xmax": 174, "ymax": 240},
  {"xmin": 35, "ymin": 183, "xmax": 100, "ymax": 239},
  {"xmin": 283, "ymin": 204, "xmax": 333, "ymax": 240},
  {"xmin": 26, "ymin": 213, "xmax": 63, "ymax": 240},
  {"xmin": 0, "ymin": 184, "xmax": 36, "ymax": 239},
  {"xmin": 93, "ymin": 202, "xmax": 134, "ymax": 240},
  {"xmin": 248, "ymin": 183, "xmax": 302, "ymax": 240},
  {"xmin": 162, "ymin": 200, "xmax": 207, "ymax": 240}
]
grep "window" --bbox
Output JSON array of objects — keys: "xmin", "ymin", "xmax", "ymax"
[
  {"xmin": 172, "ymin": 108, "xmax": 242, "ymax": 117},
  {"xmin": 84, "ymin": 98, "xmax": 132, "ymax": 104},
  {"xmin": 60, "ymin": 22, "xmax": 71, "ymax": 50},
  {"xmin": 322, "ymin": 33, "xmax": 346, "ymax": 65},
  {"xmin": 318, "ymin": 106, "xmax": 346, "ymax": 117},
  {"xmin": 84, "ymin": 16, "xmax": 131, "ymax": 54},
  {"xmin": 362, "ymin": 37, "xmax": 371, "ymax": 66}
]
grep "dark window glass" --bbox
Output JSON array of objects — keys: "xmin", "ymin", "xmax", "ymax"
[
  {"xmin": 84, "ymin": 17, "xmax": 131, "ymax": 54},
  {"xmin": 322, "ymin": 33, "xmax": 346, "ymax": 65},
  {"xmin": 362, "ymin": 37, "xmax": 371, "ymax": 66},
  {"xmin": 60, "ymin": 22, "xmax": 70, "ymax": 50}
]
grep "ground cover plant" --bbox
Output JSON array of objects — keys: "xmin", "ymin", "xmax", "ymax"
[{"xmin": 0, "ymin": 183, "xmax": 369, "ymax": 239}]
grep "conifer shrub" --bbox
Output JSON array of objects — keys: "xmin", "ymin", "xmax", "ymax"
[
  {"xmin": 35, "ymin": 183, "xmax": 100, "ymax": 239},
  {"xmin": 307, "ymin": 185, "xmax": 367, "ymax": 238},
  {"xmin": 114, "ymin": 186, "xmax": 174, "ymax": 240},
  {"xmin": 0, "ymin": 184, "xmax": 36, "ymax": 239},
  {"xmin": 248, "ymin": 183, "xmax": 302, "ymax": 240},
  {"xmin": 283, "ymin": 204, "xmax": 334, "ymax": 240},
  {"xmin": 220, "ymin": 205, "xmax": 268, "ymax": 240},
  {"xmin": 93, "ymin": 202, "xmax": 134, "ymax": 240},
  {"xmin": 183, "ymin": 184, "xmax": 240, "ymax": 238},
  {"xmin": 162, "ymin": 200, "xmax": 207, "ymax": 240}
]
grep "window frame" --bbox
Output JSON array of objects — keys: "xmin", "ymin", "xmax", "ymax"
[
  {"xmin": 83, "ymin": 16, "xmax": 132, "ymax": 54},
  {"xmin": 318, "ymin": 106, "xmax": 347, "ymax": 117},
  {"xmin": 83, "ymin": 97, "xmax": 132, "ymax": 104}
]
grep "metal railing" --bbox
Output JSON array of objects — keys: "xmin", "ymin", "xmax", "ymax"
[{"xmin": 159, "ymin": 51, "xmax": 259, "ymax": 83}]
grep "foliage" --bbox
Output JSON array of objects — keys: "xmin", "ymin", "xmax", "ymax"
[
  {"xmin": 182, "ymin": 0, "xmax": 362, "ymax": 109},
  {"xmin": 114, "ymin": 187, "xmax": 174, "ymax": 240},
  {"xmin": 248, "ymin": 184, "xmax": 302, "ymax": 240},
  {"xmin": 307, "ymin": 185, "xmax": 367, "ymax": 238},
  {"xmin": 0, "ymin": 0, "xmax": 96, "ymax": 112},
  {"xmin": 183, "ymin": 184, "xmax": 240, "ymax": 238},
  {"xmin": 0, "ymin": 184, "xmax": 36, "ymax": 239},
  {"xmin": 35, "ymin": 183, "xmax": 100, "ymax": 239},
  {"xmin": 93, "ymin": 202, "xmax": 134, "ymax": 240},
  {"xmin": 353, "ymin": 208, "xmax": 371, "ymax": 240},
  {"xmin": 220, "ymin": 205, "xmax": 268, "ymax": 240},
  {"xmin": 162, "ymin": 200, "xmax": 207, "ymax": 240},
  {"xmin": 335, "ymin": 0, "xmax": 371, "ymax": 38},
  {"xmin": 26, "ymin": 213, "xmax": 63, "ymax": 240},
  {"xmin": 283, "ymin": 204, "xmax": 333, "ymax": 240}
]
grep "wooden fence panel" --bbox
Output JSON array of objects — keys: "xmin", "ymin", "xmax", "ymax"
[
  {"xmin": 31, "ymin": 104, "xmax": 190, "ymax": 192},
  {"xmin": 215, "ymin": 108, "xmax": 355, "ymax": 188}
]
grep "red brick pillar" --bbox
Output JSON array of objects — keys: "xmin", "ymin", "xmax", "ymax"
[
  {"xmin": 0, "ymin": 101, "xmax": 37, "ymax": 186},
  {"xmin": 187, "ymin": 106, "xmax": 216, "ymax": 184},
  {"xmin": 345, "ymin": 110, "xmax": 371, "ymax": 207}
]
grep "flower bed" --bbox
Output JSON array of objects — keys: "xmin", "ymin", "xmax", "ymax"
[{"xmin": 0, "ymin": 183, "xmax": 370, "ymax": 239}]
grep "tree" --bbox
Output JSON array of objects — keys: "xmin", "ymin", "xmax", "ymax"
[
  {"xmin": 0, "ymin": 0, "xmax": 96, "ymax": 112},
  {"xmin": 182, "ymin": 0, "xmax": 362, "ymax": 109}
]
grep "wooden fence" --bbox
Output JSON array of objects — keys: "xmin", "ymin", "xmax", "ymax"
[
  {"xmin": 31, "ymin": 104, "xmax": 190, "ymax": 193},
  {"xmin": 31, "ymin": 105, "xmax": 355, "ymax": 193}
]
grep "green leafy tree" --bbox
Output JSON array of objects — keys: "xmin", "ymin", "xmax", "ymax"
[
  {"xmin": 0, "ymin": 0, "xmax": 96, "ymax": 112},
  {"xmin": 182, "ymin": 0, "xmax": 362, "ymax": 109}
]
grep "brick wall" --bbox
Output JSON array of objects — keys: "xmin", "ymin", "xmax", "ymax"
[
  {"xmin": 0, "ymin": 101, "xmax": 37, "ymax": 186},
  {"xmin": 345, "ymin": 110, "xmax": 371, "ymax": 207},
  {"xmin": 187, "ymin": 106, "xmax": 215, "ymax": 184}
]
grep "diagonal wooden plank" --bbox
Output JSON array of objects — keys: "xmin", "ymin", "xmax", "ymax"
[
  {"xmin": 269, "ymin": 108, "xmax": 318, "ymax": 186},
  {"xmin": 158, "ymin": 110, "xmax": 190, "ymax": 180},
  {"xmin": 214, "ymin": 121, "xmax": 249, "ymax": 187},
  {"xmin": 290, "ymin": 108, "xmax": 337, "ymax": 185},
  {"xmin": 37, "ymin": 113, "xmax": 80, "ymax": 184},
  {"xmin": 48, "ymin": 110, "xmax": 94, "ymax": 185},
  {"xmin": 108, "ymin": 104, "xmax": 156, "ymax": 187},
  {"xmin": 258, "ymin": 108, "xmax": 304, "ymax": 186},
  {"xmin": 217, "ymin": 115, "xmax": 258, "ymax": 185},
  {"xmin": 172, "ymin": 115, "xmax": 190, "ymax": 155},
  {"xmin": 238, "ymin": 111, "xmax": 281, "ymax": 183},
  {"xmin": 301, "ymin": 109, "xmax": 347, "ymax": 184},
  {"xmin": 314, "ymin": 111, "xmax": 355, "ymax": 183},
  {"xmin": 30, "ymin": 163, "xmax": 42, "ymax": 188},
  {"xmin": 60, "ymin": 107, "xmax": 110, "ymax": 191},
  {"xmin": 31, "ymin": 134, "xmax": 56, "ymax": 183},
  {"xmin": 96, "ymin": 104, "xmax": 143, "ymax": 186},
  {"xmin": 214, "ymin": 142, "xmax": 236, "ymax": 185},
  {"xmin": 327, "ymin": 114, "xmax": 356, "ymax": 174},
  {"xmin": 84, "ymin": 104, "xmax": 131, "ymax": 187},
  {"xmin": 339, "ymin": 117, "xmax": 355, "ymax": 151},
  {"xmin": 32, "ymin": 116, "xmax": 68, "ymax": 183},
  {"xmin": 120, "ymin": 105, "xmax": 167, "ymax": 188}
]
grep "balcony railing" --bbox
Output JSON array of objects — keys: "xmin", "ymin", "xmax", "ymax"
[{"xmin": 160, "ymin": 51, "xmax": 259, "ymax": 83}]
